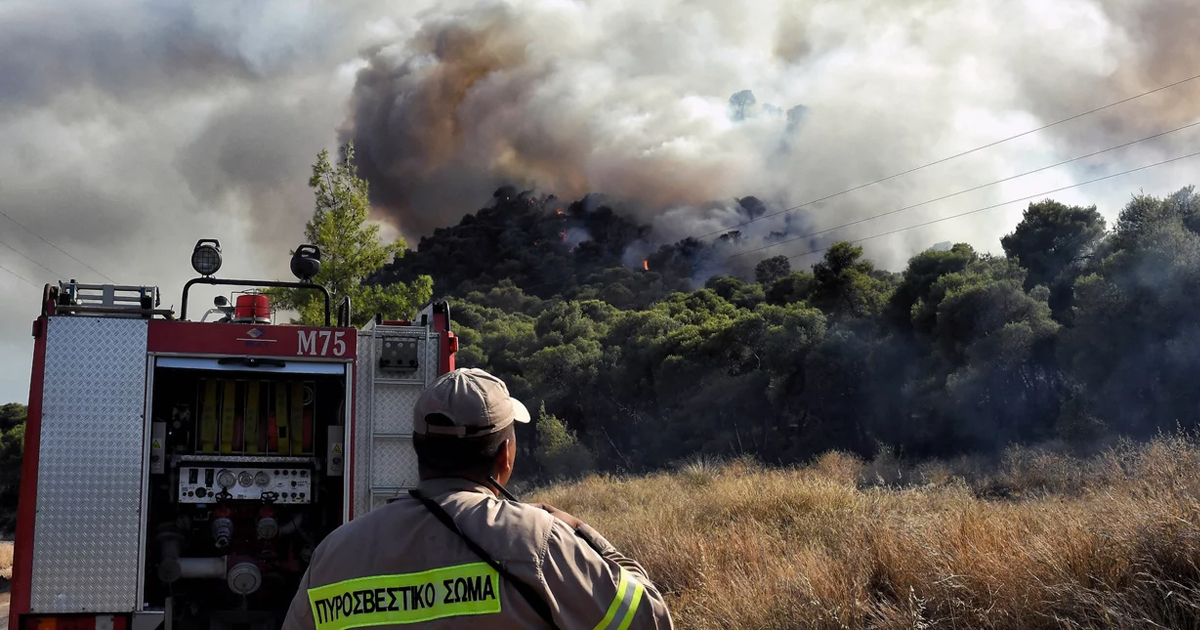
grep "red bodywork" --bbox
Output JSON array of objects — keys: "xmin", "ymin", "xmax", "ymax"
[
  {"xmin": 147, "ymin": 320, "xmax": 359, "ymax": 359},
  {"xmin": 11, "ymin": 301, "xmax": 456, "ymax": 628},
  {"xmin": 11, "ymin": 315, "xmax": 49, "ymax": 627}
]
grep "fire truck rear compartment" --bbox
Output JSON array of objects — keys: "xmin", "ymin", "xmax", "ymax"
[
  {"xmin": 15, "ymin": 275, "xmax": 449, "ymax": 630},
  {"xmin": 144, "ymin": 364, "xmax": 349, "ymax": 629}
]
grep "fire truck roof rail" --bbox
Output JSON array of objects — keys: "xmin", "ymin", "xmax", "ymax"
[{"xmin": 51, "ymin": 280, "xmax": 175, "ymax": 319}]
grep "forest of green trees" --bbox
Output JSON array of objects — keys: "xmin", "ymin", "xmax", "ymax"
[
  {"xmin": 377, "ymin": 184, "xmax": 1200, "ymax": 479},
  {"xmin": 0, "ymin": 403, "xmax": 25, "ymax": 533},
  {"xmin": 4, "ymin": 155, "xmax": 1199, "ymax": 510}
]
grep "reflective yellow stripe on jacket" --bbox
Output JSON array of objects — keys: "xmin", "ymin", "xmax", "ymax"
[
  {"xmin": 593, "ymin": 568, "xmax": 645, "ymax": 630},
  {"xmin": 307, "ymin": 562, "xmax": 501, "ymax": 630}
]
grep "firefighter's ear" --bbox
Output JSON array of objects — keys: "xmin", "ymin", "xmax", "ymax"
[
  {"xmin": 505, "ymin": 437, "xmax": 517, "ymax": 468},
  {"xmin": 494, "ymin": 437, "xmax": 515, "ymax": 478}
]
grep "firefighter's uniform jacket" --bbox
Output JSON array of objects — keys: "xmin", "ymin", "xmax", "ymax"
[{"xmin": 282, "ymin": 476, "xmax": 674, "ymax": 630}]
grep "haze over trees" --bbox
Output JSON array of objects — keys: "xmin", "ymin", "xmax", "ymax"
[
  {"xmin": 375, "ymin": 185, "xmax": 1200, "ymax": 479},
  {"xmin": 4, "ymin": 143, "xmax": 1197, "ymax": 492}
]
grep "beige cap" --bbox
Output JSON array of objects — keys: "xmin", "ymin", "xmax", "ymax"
[{"xmin": 412, "ymin": 368, "xmax": 531, "ymax": 437}]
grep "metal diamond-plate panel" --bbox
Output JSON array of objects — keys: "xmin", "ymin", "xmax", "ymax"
[
  {"xmin": 372, "ymin": 492, "xmax": 399, "ymax": 511},
  {"xmin": 374, "ymin": 333, "xmax": 429, "ymax": 384},
  {"xmin": 372, "ymin": 437, "xmax": 420, "ymax": 488},
  {"xmin": 422, "ymin": 334, "xmax": 438, "ymax": 384},
  {"xmin": 353, "ymin": 331, "xmax": 373, "ymax": 519},
  {"xmin": 372, "ymin": 383, "xmax": 423, "ymax": 435},
  {"xmin": 354, "ymin": 325, "xmax": 442, "ymax": 519},
  {"xmin": 32, "ymin": 317, "xmax": 148, "ymax": 613}
]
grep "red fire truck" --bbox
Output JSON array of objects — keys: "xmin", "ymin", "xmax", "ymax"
[{"xmin": 10, "ymin": 239, "xmax": 457, "ymax": 630}]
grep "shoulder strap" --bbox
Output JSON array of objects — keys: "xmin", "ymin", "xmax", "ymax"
[{"xmin": 408, "ymin": 488, "xmax": 561, "ymax": 630}]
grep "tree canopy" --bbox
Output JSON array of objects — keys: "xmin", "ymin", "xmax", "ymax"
[
  {"xmin": 376, "ymin": 185, "xmax": 1200, "ymax": 478},
  {"xmin": 0, "ymin": 403, "xmax": 24, "ymax": 534},
  {"xmin": 269, "ymin": 143, "xmax": 432, "ymax": 326},
  {"xmin": 6, "ymin": 184, "xmax": 1195, "ymax": 490}
]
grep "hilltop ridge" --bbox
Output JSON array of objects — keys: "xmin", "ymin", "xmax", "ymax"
[{"xmin": 371, "ymin": 187, "xmax": 771, "ymax": 307}]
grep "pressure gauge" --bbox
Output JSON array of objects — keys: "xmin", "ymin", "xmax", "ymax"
[
  {"xmin": 216, "ymin": 469, "xmax": 236, "ymax": 489},
  {"xmin": 255, "ymin": 471, "xmax": 271, "ymax": 487},
  {"xmin": 238, "ymin": 471, "xmax": 254, "ymax": 487}
]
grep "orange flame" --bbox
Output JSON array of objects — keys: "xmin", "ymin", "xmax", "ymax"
[
  {"xmin": 556, "ymin": 209, "xmax": 563, "ymax": 215},
  {"xmin": 643, "ymin": 259, "xmax": 649, "ymax": 271}
]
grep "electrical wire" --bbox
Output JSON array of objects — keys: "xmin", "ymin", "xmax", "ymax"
[
  {"xmin": 783, "ymin": 148, "xmax": 1200, "ymax": 262},
  {"xmin": 0, "ymin": 210, "xmax": 115, "ymax": 282},
  {"xmin": 729, "ymin": 118, "xmax": 1200, "ymax": 259},
  {"xmin": 0, "ymin": 237, "xmax": 64, "ymax": 279},
  {"xmin": 410, "ymin": 145, "xmax": 1200, "ymax": 298},
  {"xmin": 0, "ymin": 260, "xmax": 40, "ymax": 289},
  {"xmin": 696, "ymin": 70, "xmax": 1200, "ymax": 240},
  {"xmin": 368, "ymin": 73, "xmax": 1200, "ymax": 297}
]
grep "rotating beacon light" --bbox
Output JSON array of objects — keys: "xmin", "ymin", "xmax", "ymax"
[
  {"xmin": 191, "ymin": 239, "xmax": 223, "ymax": 277},
  {"xmin": 232, "ymin": 294, "xmax": 271, "ymax": 324}
]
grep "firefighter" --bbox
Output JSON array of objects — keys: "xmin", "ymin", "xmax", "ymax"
[{"xmin": 282, "ymin": 367, "xmax": 674, "ymax": 630}]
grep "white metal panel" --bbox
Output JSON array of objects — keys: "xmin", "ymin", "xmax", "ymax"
[
  {"xmin": 353, "ymin": 322, "xmax": 441, "ymax": 519},
  {"xmin": 340, "ymin": 363, "xmax": 353, "ymax": 523},
  {"xmin": 371, "ymin": 438, "xmax": 421, "ymax": 488},
  {"xmin": 31, "ymin": 316, "xmax": 148, "ymax": 613},
  {"xmin": 372, "ymin": 382, "xmax": 421, "ymax": 435},
  {"xmin": 353, "ymin": 331, "xmax": 373, "ymax": 519}
]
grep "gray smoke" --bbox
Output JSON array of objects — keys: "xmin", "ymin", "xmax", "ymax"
[
  {"xmin": 344, "ymin": 0, "xmax": 1200, "ymax": 271},
  {"xmin": 0, "ymin": 0, "xmax": 382, "ymax": 402},
  {"xmin": 2, "ymin": 0, "xmax": 1200, "ymax": 403}
]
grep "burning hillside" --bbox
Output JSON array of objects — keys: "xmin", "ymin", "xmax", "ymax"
[
  {"xmin": 341, "ymin": 0, "xmax": 1200, "ymax": 275},
  {"xmin": 371, "ymin": 186, "xmax": 788, "ymax": 301}
]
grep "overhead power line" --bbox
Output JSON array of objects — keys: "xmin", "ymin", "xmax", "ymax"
[
  {"xmin": 784, "ymin": 148, "xmax": 1200, "ymax": 262},
  {"xmin": 0, "ymin": 237, "xmax": 65, "ymax": 279},
  {"xmin": 698, "ymin": 70, "xmax": 1200, "ymax": 240},
  {"xmin": 0, "ymin": 210, "xmax": 115, "ymax": 282},
  {"xmin": 418, "ymin": 147, "xmax": 1200, "ymax": 297},
  {"xmin": 730, "ymin": 118, "xmax": 1200, "ymax": 259},
  {"xmin": 0, "ymin": 260, "xmax": 41, "ymax": 289}
]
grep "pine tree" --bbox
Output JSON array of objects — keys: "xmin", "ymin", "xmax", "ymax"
[{"xmin": 268, "ymin": 143, "xmax": 432, "ymax": 326}]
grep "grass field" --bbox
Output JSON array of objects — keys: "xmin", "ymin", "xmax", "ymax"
[
  {"xmin": 0, "ymin": 542, "xmax": 10, "ymax": 581},
  {"xmin": 531, "ymin": 433, "xmax": 1200, "ymax": 629}
]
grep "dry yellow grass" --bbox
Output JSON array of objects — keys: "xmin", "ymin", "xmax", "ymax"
[
  {"xmin": 0, "ymin": 541, "xmax": 11, "ymax": 580},
  {"xmin": 530, "ymin": 435, "xmax": 1200, "ymax": 629}
]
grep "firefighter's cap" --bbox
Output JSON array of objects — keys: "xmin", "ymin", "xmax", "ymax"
[{"xmin": 412, "ymin": 368, "xmax": 531, "ymax": 438}]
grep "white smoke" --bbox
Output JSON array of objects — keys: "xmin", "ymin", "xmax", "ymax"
[
  {"xmin": 345, "ymin": 0, "xmax": 1200, "ymax": 271},
  {"xmin": 1, "ymin": 0, "xmax": 1199, "ymax": 402}
]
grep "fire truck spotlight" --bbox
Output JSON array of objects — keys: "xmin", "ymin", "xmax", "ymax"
[
  {"xmin": 290, "ymin": 244, "xmax": 321, "ymax": 283},
  {"xmin": 191, "ymin": 239, "xmax": 223, "ymax": 277}
]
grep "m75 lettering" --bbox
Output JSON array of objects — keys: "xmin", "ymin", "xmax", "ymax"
[{"xmin": 298, "ymin": 330, "xmax": 347, "ymax": 357}]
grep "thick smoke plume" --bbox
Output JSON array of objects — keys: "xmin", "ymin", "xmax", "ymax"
[
  {"xmin": 345, "ymin": 0, "xmax": 1200, "ymax": 272},
  {"xmin": 1, "ymin": 0, "xmax": 1199, "ymax": 403}
]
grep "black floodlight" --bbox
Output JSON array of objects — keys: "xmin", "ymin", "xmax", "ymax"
[
  {"xmin": 214, "ymin": 295, "xmax": 234, "ymax": 315},
  {"xmin": 191, "ymin": 239, "xmax": 223, "ymax": 277},
  {"xmin": 290, "ymin": 244, "xmax": 321, "ymax": 283}
]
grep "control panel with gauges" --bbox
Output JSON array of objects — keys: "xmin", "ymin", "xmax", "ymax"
[{"xmin": 177, "ymin": 461, "xmax": 313, "ymax": 504}]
